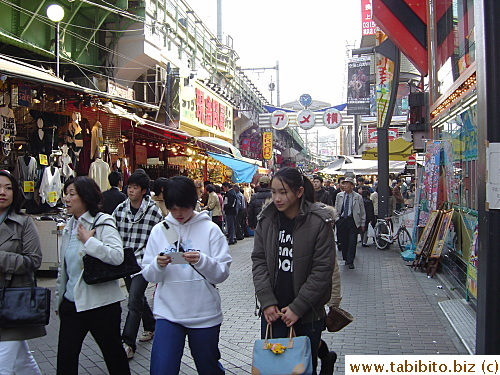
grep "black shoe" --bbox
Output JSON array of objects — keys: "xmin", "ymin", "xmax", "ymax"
[
  {"xmin": 228, "ymin": 241, "xmax": 237, "ymax": 245},
  {"xmin": 319, "ymin": 351, "xmax": 337, "ymax": 375},
  {"xmin": 348, "ymin": 264, "xmax": 355, "ymax": 269},
  {"xmin": 362, "ymin": 243, "xmax": 369, "ymax": 247}
]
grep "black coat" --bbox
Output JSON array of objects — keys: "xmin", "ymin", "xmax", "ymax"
[
  {"xmin": 102, "ymin": 187, "xmax": 127, "ymax": 214},
  {"xmin": 247, "ymin": 188, "xmax": 272, "ymax": 228},
  {"xmin": 315, "ymin": 188, "xmax": 332, "ymax": 206},
  {"xmin": 363, "ymin": 197, "xmax": 376, "ymax": 226}
]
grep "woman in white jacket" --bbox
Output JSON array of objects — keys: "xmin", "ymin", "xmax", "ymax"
[
  {"xmin": 142, "ymin": 176, "xmax": 232, "ymax": 375},
  {"xmin": 56, "ymin": 177, "xmax": 130, "ymax": 375}
]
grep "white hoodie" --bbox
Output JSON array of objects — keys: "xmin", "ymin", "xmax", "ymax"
[{"xmin": 142, "ymin": 210, "xmax": 232, "ymax": 328}]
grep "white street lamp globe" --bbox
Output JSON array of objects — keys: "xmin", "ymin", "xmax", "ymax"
[{"xmin": 47, "ymin": 4, "xmax": 65, "ymax": 22}]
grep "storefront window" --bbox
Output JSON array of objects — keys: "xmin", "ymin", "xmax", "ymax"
[{"xmin": 434, "ymin": 0, "xmax": 476, "ymax": 98}]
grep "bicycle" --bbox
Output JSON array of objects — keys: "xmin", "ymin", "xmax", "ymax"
[{"xmin": 373, "ymin": 209, "xmax": 412, "ymax": 251}]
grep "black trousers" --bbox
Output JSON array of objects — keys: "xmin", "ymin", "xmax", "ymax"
[
  {"xmin": 57, "ymin": 298, "xmax": 130, "ymax": 375},
  {"xmin": 236, "ymin": 210, "xmax": 246, "ymax": 240},
  {"xmin": 336, "ymin": 217, "xmax": 358, "ymax": 265}
]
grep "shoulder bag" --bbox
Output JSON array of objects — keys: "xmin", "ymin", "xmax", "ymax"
[
  {"xmin": 252, "ymin": 324, "xmax": 313, "ymax": 375},
  {"xmin": 82, "ymin": 214, "xmax": 141, "ymax": 285},
  {"xmin": 325, "ymin": 306, "xmax": 354, "ymax": 332},
  {"xmin": 0, "ymin": 258, "xmax": 51, "ymax": 328}
]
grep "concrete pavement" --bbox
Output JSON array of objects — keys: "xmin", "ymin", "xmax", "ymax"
[{"xmin": 31, "ymin": 236, "xmax": 467, "ymax": 374}]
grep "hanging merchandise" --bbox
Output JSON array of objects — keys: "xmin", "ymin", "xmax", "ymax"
[
  {"xmin": 89, "ymin": 157, "xmax": 111, "ymax": 191},
  {"xmin": 39, "ymin": 164, "xmax": 62, "ymax": 207},
  {"xmin": 0, "ymin": 93, "xmax": 16, "ymax": 156},
  {"xmin": 90, "ymin": 120, "xmax": 104, "ymax": 159},
  {"xmin": 59, "ymin": 144, "xmax": 76, "ymax": 182},
  {"xmin": 14, "ymin": 153, "xmax": 38, "ymax": 200}
]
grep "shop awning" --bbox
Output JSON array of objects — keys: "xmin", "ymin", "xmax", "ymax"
[
  {"xmin": 362, "ymin": 138, "xmax": 414, "ymax": 161},
  {"xmin": 321, "ymin": 156, "xmax": 407, "ymax": 175},
  {"xmin": 197, "ymin": 137, "xmax": 262, "ymax": 167},
  {"xmin": 207, "ymin": 152, "xmax": 258, "ymax": 183},
  {"xmin": 0, "ymin": 54, "xmax": 158, "ymax": 110}
]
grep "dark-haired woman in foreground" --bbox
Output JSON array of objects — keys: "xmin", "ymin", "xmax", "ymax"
[
  {"xmin": 251, "ymin": 167, "xmax": 336, "ymax": 374},
  {"xmin": 0, "ymin": 170, "xmax": 44, "ymax": 374},
  {"xmin": 56, "ymin": 176, "xmax": 130, "ymax": 375},
  {"xmin": 142, "ymin": 176, "xmax": 232, "ymax": 375}
]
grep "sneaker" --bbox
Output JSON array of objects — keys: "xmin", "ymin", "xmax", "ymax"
[
  {"xmin": 319, "ymin": 351, "xmax": 337, "ymax": 375},
  {"xmin": 139, "ymin": 331, "xmax": 154, "ymax": 342},
  {"xmin": 123, "ymin": 343, "xmax": 134, "ymax": 359}
]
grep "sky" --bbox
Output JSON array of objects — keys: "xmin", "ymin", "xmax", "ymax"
[{"xmin": 187, "ymin": 0, "xmax": 362, "ymax": 108}]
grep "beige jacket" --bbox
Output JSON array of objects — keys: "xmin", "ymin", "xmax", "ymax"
[{"xmin": 206, "ymin": 191, "xmax": 223, "ymax": 217}]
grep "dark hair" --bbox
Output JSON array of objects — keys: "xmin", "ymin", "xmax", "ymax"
[
  {"xmin": 206, "ymin": 184, "xmax": 216, "ymax": 193},
  {"xmin": 153, "ymin": 177, "xmax": 168, "ymax": 196},
  {"xmin": 203, "ymin": 180, "xmax": 211, "ymax": 186},
  {"xmin": 63, "ymin": 176, "xmax": 103, "ymax": 216},
  {"xmin": 128, "ymin": 171, "xmax": 150, "ymax": 191},
  {"xmin": 232, "ymin": 184, "xmax": 240, "ymax": 192},
  {"xmin": 0, "ymin": 170, "xmax": 23, "ymax": 215},
  {"xmin": 108, "ymin": 171, "xmax": 123, "ymax": 187},
  {"xmin": 214, "ymin": 185, "xmax": 221, "ymax": 194},
  {"xmin": 361, "ymin": 189, "xmax": 371, "ymax": 199},
  {"xmin": 221, "ymin": 182, "xmax": 232, "ymax": 188},
  {"xmin": 272, "ymin": 167, "xmax": 315, "ymax": 203},
  {"xmin": 313, "ymin": 175, "xmax": 323, "ymax": 183},
  {"xmin": 338, "ymin": 176, "xmax": 346, "ymax": 183},
  {"xmin": 163, "ymin": 176, "xmax": 198, "ymax": 209}
]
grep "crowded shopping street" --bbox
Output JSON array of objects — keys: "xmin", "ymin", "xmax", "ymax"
[{"xmin": 31, "ymin": 236, "xmax": 470, "ymax": 374}]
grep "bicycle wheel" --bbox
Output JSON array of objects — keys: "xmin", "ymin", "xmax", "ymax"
[
  {"xmin": 374, "ymin": 221, "xmax": 391, "ymax": 250},
  {"xmin": 397, "ymin": 226, "xmax": 412, "ymax": 252}
]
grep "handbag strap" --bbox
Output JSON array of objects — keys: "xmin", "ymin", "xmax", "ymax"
[
  {"xmin": 263, "ymin": 323, "xmax": 296, "ymax": 349},
  {"xmin": 0, "ymin": 257, "xmax": 37, "ymax": 307}
]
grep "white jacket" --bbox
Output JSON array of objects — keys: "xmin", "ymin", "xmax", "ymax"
[
  {"xmin": 56, "ymin": 211, "xmax": 125, "ymax": 312},
  {"xmin": 142, "ymin": 211, "xmax": 232, "ymax": 328}
]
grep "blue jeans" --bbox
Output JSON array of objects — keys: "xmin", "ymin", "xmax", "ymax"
[
  {"xmin": 260, "ymin": 316, "xmax": 324, "ymax": 375},
  {"xmin": 151, "ymin": 319, "xmax": 224, "ymax": 375},
  {"xmin": 122, "ymin": 274, "xmax": 156, "ymax": 350}
]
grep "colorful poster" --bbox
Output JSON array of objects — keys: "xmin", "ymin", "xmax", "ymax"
[
  {"xmin": 347, "ymin": 58, "xmax": 371, "ymax": 115},
  {"xmin": 419, "ymin": 141, "xmax": 441, "ymax": 225},
  {"xmin": 375, "ymin": 31, "xmax": 395, "ymax": 128},
  {"xmin": 262, "ymin": 132, "xmax": 273, "ymax": 160}
]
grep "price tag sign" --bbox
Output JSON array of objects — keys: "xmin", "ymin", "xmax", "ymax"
[
  {"xmin": 48, "ymin": 191, "xmax": 58, "ymax": 203},
  {"xmin": 23, "ymin": 181, "xmax": 34, "ymax": 193},
  {"xmin": 39, "ymin": 154, "xmax": 48, "ymax": 165}
]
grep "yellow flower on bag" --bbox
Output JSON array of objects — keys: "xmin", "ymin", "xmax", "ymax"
[{"xmin": 266, "ymin": 343, "xmax": 286, "ymax": 354}]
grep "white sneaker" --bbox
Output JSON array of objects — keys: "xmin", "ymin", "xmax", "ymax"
[
  {"xmin": 139, "ymin": 331, "xmax": 154, "ymax": 342},
  {"xmin": 123, "ymin": 342, "xmax": 134, "ymax": 359}
]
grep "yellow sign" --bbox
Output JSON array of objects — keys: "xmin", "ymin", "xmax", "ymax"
[
  {"xmin": 48, "ymin": 191, "xmax": 58, "ymax": 203},
  {"xmin": 262, "ymin": 132, "xmax": 273, "ymax": 160},
  {"xmin": 23, "ymin": 181, "xmax": 34, "ymax": 193},
  {"xmin": 180, "ymin": 82, "xmax": 233, "ymax": 140},
  {"xmin": 39, "ymin": 154, "xmax": 48, "ymax": 165}
]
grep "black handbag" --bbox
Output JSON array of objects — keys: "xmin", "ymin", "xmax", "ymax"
[
  {"xmin": 0, "ymin": 258, "xmax": 51, "ymax": 328},
  {"xmin": 82, "ymin": 214, "xmax": 141, "ymax": 285}
]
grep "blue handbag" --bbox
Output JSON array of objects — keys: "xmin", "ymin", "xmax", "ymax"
[{"xmin": 252, "ymin": 324, "xmax": 313, "ymax": 375}]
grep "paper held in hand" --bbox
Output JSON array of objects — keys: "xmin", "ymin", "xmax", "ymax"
[{"xmin": 167, "ymin": 252, "xmax": 188, "ymax": 264}]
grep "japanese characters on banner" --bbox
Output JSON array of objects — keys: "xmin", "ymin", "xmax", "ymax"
[
  {"xmin": 323, "ymin": 108, "xmax": 342, "ymax": 129},
  {"xmin": 419, "ymin": 141, "xmax": 441, "ymax": 225},
  {"xmin": 262, "ymin": 132, "xmax": 273, "ymax": 160},
  {"xmin": 297, "ymin": 109, "xmax": 315, "ymax": 130},
  {"xmin": 270, "ymin": 110, "xmax": 289, "ymax": 130},
  {"xmin": 361, "ymin": 0, "xmax": 380, "ymax": 36},
  {"xmin": 376, "ymin": 31, "xmax": 395, "ymax": 128},
  {"xmin": 179, "ymin": 82, "xmax": 233, "ymax": 140},
  {"xmin": 347, "ymin": 58, "xmax": 371, "ymax": 115}
]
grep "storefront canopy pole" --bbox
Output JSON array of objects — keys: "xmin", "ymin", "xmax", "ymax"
[{"xmin": 475, "ymin": 0, "xmax": 500, "ymax": 355}]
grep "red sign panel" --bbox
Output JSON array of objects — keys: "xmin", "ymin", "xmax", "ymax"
[
  {"xmin": 195, "ymin": 88, "xmax": 226, "ymax": 132},
  {"xmin": 361, "ymin": 0, "xmax": 380, "ymax": 36},
  {"xmin": 368, "ymin": 127, "xmax": 399, "ymax": 143}
]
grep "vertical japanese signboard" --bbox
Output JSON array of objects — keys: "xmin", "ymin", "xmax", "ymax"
[
  {"xmin": 376, "ymin": 31, "xmax": 395, "ymax": 128},
  {"xmin": 347, "ymin": 58, "xmax": 371, "ymax": 115},
  {"xmin": 262, "ymin": 132, "xmax": 273, "ymax": 160},
  {"xmin": 361, "ymin": 0, "xmax": 380, "ymax": 36}
]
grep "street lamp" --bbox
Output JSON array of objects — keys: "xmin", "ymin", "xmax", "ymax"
[{"xmin": 47, "ymin": 4, "xmax": 65, "ymax": 78}]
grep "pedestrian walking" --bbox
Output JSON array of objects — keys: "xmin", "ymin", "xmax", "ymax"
[
  {"xmin": 222, "ymin": 182, "xmax": 237, "ymax": 244},
  {"xmin": 0, "ymin": 170, "xmax": 44, "ymax": 375},
  {"xmin": 361, "ymin": 190, "xmax": 376, "ymax": 247},
  {"xmin": 152, "ymin": 177, "xmax": 169, "ymax": 217},
  {"xmin": 112, "ymin": 171, "xmax": 164, "ymax": 359},
  {"xmin": 101, "ymin": 171, "xmax": 126, "ymax": 214},
  {"xmin": 393, "ymin": 179, "xmax": 404, "ymax": 211},
  {"xmin": 334, "ymin": 177, "xmax": 366, "ymax": 269},
  {"xmin": 203, "ymin": 184, "xmax": 223, "ymax": 231},
  {"xmin": 252, "ymin": 167, "xmax": 335, "ymax": 375},
  {"xmin": 142, "ymin": 176, "xmax": 232, "ymax": 375},
  {"xmin": 233, "ymin": 185, "xmax": 246, "ymax": 240},
  {"xmin": 247, "ymin": 176, "xmax": 272, "ymax": 230},
  {"xmin": 56, "ymin": 176, "xmax": 130, "ymax": 375},
  {"xmin": 313, "ymin": 175, "xmax": 333, "ymax": 205}
]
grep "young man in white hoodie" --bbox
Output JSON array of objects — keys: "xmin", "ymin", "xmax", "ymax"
[{"xmin": 142, "ymin": 176, "xmax": 232, "ymax": 375}]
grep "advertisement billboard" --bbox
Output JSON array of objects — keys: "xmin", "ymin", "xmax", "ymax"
[{"xmin": 347, "ymin": 58, "xmax": 371, "ymax": 115}]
